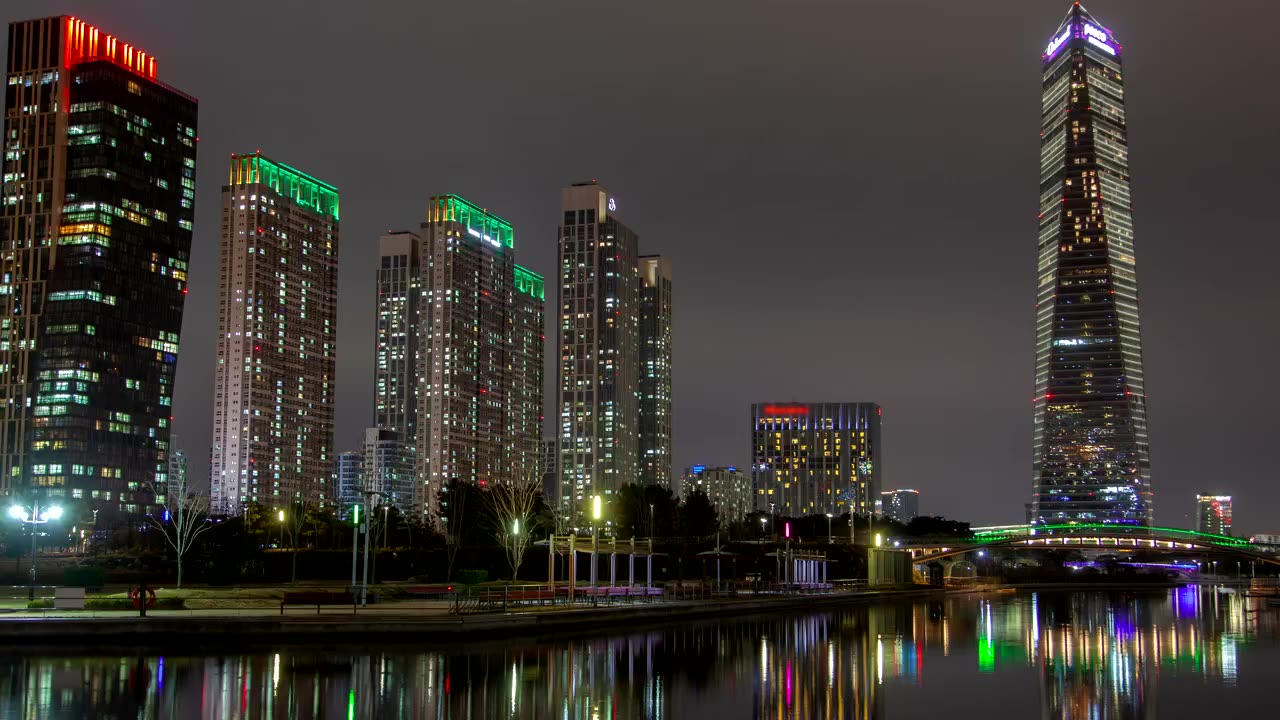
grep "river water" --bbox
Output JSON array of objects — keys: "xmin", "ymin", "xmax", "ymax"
[{"xmin": 1, "ymin": 586, "xmax": 1277, "ymax": 719}]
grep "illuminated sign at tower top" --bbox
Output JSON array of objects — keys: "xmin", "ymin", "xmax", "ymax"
[
  {"xmin": 762, "ymin": 405, "xmax": 808, "ymax": 416},
  {"xmin": 1043, "ymin": 20, "xmax": 1121, "ymax": 62},
  {"xmin": 1044, "ymin": 29, "xmax": 1070, "ymax": 59}
]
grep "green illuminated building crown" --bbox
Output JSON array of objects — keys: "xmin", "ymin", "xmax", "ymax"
[
  {"xmin": 426, "ymin": 194, "xmax": 514, "ymax": 249},
  {"xmin": 514, "ymin": 265, "xmax": 544, "ymax": 300},
  {"xmin": 229, "ymin": 152, "xmax": 340, "ymax": 221}
]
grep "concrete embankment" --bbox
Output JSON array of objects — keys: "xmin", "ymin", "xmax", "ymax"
[{"xmin": 0, "ymin": 587, "xmax": 965, "ymax": 650}]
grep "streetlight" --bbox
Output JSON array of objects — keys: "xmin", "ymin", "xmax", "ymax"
[
  {"xmin": 825, "ymin": 513, "xmax": 833, "ymax": 544},
  {"xmin": 277, "ymin": 509, "xmax": 285, "ymax": 550},
  {"xmin": 592, "ymin": 495, "xmax": 602, "ymax": 607},
  {"xmin": 357, "ymin": 489, "xmax": 387, "ymax": 606},
  {"xmin": 377, "ymin": 503, "xmax": 390, "ymax": 551},
  {"xmin": 9, "ymin": 502, "xmax": 63, "ymax": 600}
]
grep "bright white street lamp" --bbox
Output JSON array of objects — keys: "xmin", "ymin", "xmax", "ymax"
[{"xmin": 7, "ymin": 500, "xmax": 65, "ymax": 600}]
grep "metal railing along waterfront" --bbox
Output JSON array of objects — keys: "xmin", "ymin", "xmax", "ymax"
[
  {"xmin": 0, "ymin": 579, "xmax": 888, "ymax": 619},
  {"xmin": 0, "ymin": 585, "xmax": 58, "ymax": 607},
  {"xmin": 444, "ymin": 580, "xmax": 871, "ymax": 615}
]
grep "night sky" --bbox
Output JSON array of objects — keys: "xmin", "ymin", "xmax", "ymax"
[{"xmin": 6, "ymin": 1, "xmax": 1277, "ymax": 530}]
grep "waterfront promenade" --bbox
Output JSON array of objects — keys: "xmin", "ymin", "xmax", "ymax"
[{"xmin": 0, "ymin": 584, "xmax": 957, "ymax": 648}]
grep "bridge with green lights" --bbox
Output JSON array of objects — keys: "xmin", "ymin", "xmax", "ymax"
[{"xmin": 899, "ymin": 523, "xmax": 1280, "ymax": 567}]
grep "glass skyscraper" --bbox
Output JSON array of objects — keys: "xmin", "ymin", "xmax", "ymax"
[
  {"xmin": 1031, "ymin": 4, "xmax": 1152, "ymax": 525},
  {"xmin": 1, "ymin": 17, "xmax": 197, "ymax": 518}
]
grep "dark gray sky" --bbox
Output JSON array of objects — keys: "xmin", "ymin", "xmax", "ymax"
[{"xmin": 8, "ymin": 1, "xmax": 1278, "ymax": 531}]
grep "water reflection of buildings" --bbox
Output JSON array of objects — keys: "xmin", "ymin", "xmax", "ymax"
[
  {"xmin": 0, "ymin": 587, "xmax": 1272, "ymax": 719},
  {"xmin": 974, "ymin": 586, "xmax": 1259, "ymax": 719}
]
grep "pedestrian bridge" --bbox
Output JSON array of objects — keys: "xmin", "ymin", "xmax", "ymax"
[{"xmin": 900, "ymin": 523, "xmax": 1280, "ymax": 566}]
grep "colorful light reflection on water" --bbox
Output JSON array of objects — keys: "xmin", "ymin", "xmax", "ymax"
[{"xmin": 0, "ymin": 586, "xmax": 1277, "ymax": 719}]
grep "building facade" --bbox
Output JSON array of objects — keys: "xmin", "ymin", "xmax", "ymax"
[
  {"xmin": 361, "ymin": 427, "xmax": 413, "ymax": 512},
  {"xmin": 416, "ymin": 195, "xmax": 543, "ymax": 524},
  {"xmin": 751, "ymin": 403, "xmax": 882, "ymax": 518},
  {"xmin": 1195, "ymin": 495, "xmax": 1232, "ymax": 536},
  {"xmin": 333, "ymin": 451, "xmax": 362, "ymax": 520},
  {"xmin": 556, "ymin": 183, "xmax": 641, "ymax": 511},
  {"xmin": 373, "ymin": 233, "xmax": 419, "ymax": 435},
  {"xmin": 880, "ymin": 489, "xmax": 919, "ymax": 525},
  {"xmin": 1031, "ymin": 4, "xmax": 1153, "ymax": 526},
  {"xmin": 167, "ymin": 435, "xmax": 187, "ymax": 494},
  {"xmin": 1, "ymin": 16, "xmax": 197, "ymax": 517},
  {"xmin": 540, "ymin": 437, "xmax": 557, "ymax": 502},
  {"xmin": 210, "ymin": 153, "xmax": 339, "ymax": 515},
  {"xmin": 639, "ymin": 255, "xmax": 673, "ymax": 489},
  {"xmin": 509, "ymin": 266, "xmax": 545, "ymax": 486},
  {"xmin": 683, "ymin": 465, "xmax": 752, "ymax": 525}
]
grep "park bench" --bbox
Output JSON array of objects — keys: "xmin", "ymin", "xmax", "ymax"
[{"xmin": 280, "ymin": 591, "xmax": 357, "ymax": 615}]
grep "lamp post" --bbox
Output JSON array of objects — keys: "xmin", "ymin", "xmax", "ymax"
[
  {"xmin": 277, "ymin": 509, "xmax": 285, "ymax": 549},
  {"xmin": 90, "ymin": 508, "xmax": 99, "ymax": 559},
  {"xmin": 825, "ymin": 513, "xmax": 833, "ymax": 544},
  {"xmin": 592, "ymin": 495, "xmax": 602, "ymax": 607},
  {"xmin": 8, "ymin": 502, "xmax": 63, "ymax": 600},
  {"xmin": 350, "ymin": 502, "xmax": 360, "ymax": 594},
  {"xmin": 357, "ymin": 489, "xmax": 387, "ymax": 606}
]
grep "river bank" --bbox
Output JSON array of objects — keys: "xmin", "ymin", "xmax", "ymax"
[
  {"xmin": 0, "ymin": 586, "xmax": 970, "ymax": 649},
  {"xmin": 0, "ymin": 580, "xmax": 1211, "ymax": 650}
]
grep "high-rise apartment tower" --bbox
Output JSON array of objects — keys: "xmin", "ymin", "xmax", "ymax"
[
  {"xmin": 210, "ymin": 153, "xmax": 339, "ymax": 515},
  {"xmin": 638, "ymin": 255, "xmax": 673, "ymax": 488},
  {"xmin": 374, "ymin": 231, "xmax": 420, "ymax": 441},
  {"xmin": 556, "ymin": 183, "xmax": 640, "ymax": 509},
  {"xmin": 416, "ymin": 195, "xmax": 543, "ymax": 523},
  {"xmin": 1031, "ymin": 4, "xmax": 1153, "ymax": 525}
]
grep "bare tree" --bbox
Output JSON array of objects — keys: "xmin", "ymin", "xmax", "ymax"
[
  {"xmin": 283, "ymin": 495, "xmax": 312, "ymax": 584},
  {"xmin": 441, "ymin": 479, "xmax": 468, "ymax": 582},
  {"xmin": 488, "ymin": 475, "xmax": 542, "ymax": 581},
  {"xmin": 147, "ymin": 458, "xmax": 213, "ymax": 588}
]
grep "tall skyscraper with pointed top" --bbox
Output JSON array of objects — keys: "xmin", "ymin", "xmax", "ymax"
[{"xmin": 1031, "ymin": 3, "xmax": 1152, "ymax": 525}]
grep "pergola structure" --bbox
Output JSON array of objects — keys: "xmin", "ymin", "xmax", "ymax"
[
  {"xmin": 768, "ymin": 548, "xmax": 830, "ymax": 586},
  {"xmin": 546, "ymin": 535, "xmax": 656, "ymax": 602}
]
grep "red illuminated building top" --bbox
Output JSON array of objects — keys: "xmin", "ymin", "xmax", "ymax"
[
  {"xmin": 64, "ymin": 17, "xmax": 157, "ymax": 80},
  {"xmin": 762, "ymin": 405, "xmax": 808, "ymax": 416}
]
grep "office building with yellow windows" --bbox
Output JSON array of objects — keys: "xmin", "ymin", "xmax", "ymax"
[{"xmin": 751, "ymin": 403, "xmax": 881, "ymax": 518}]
